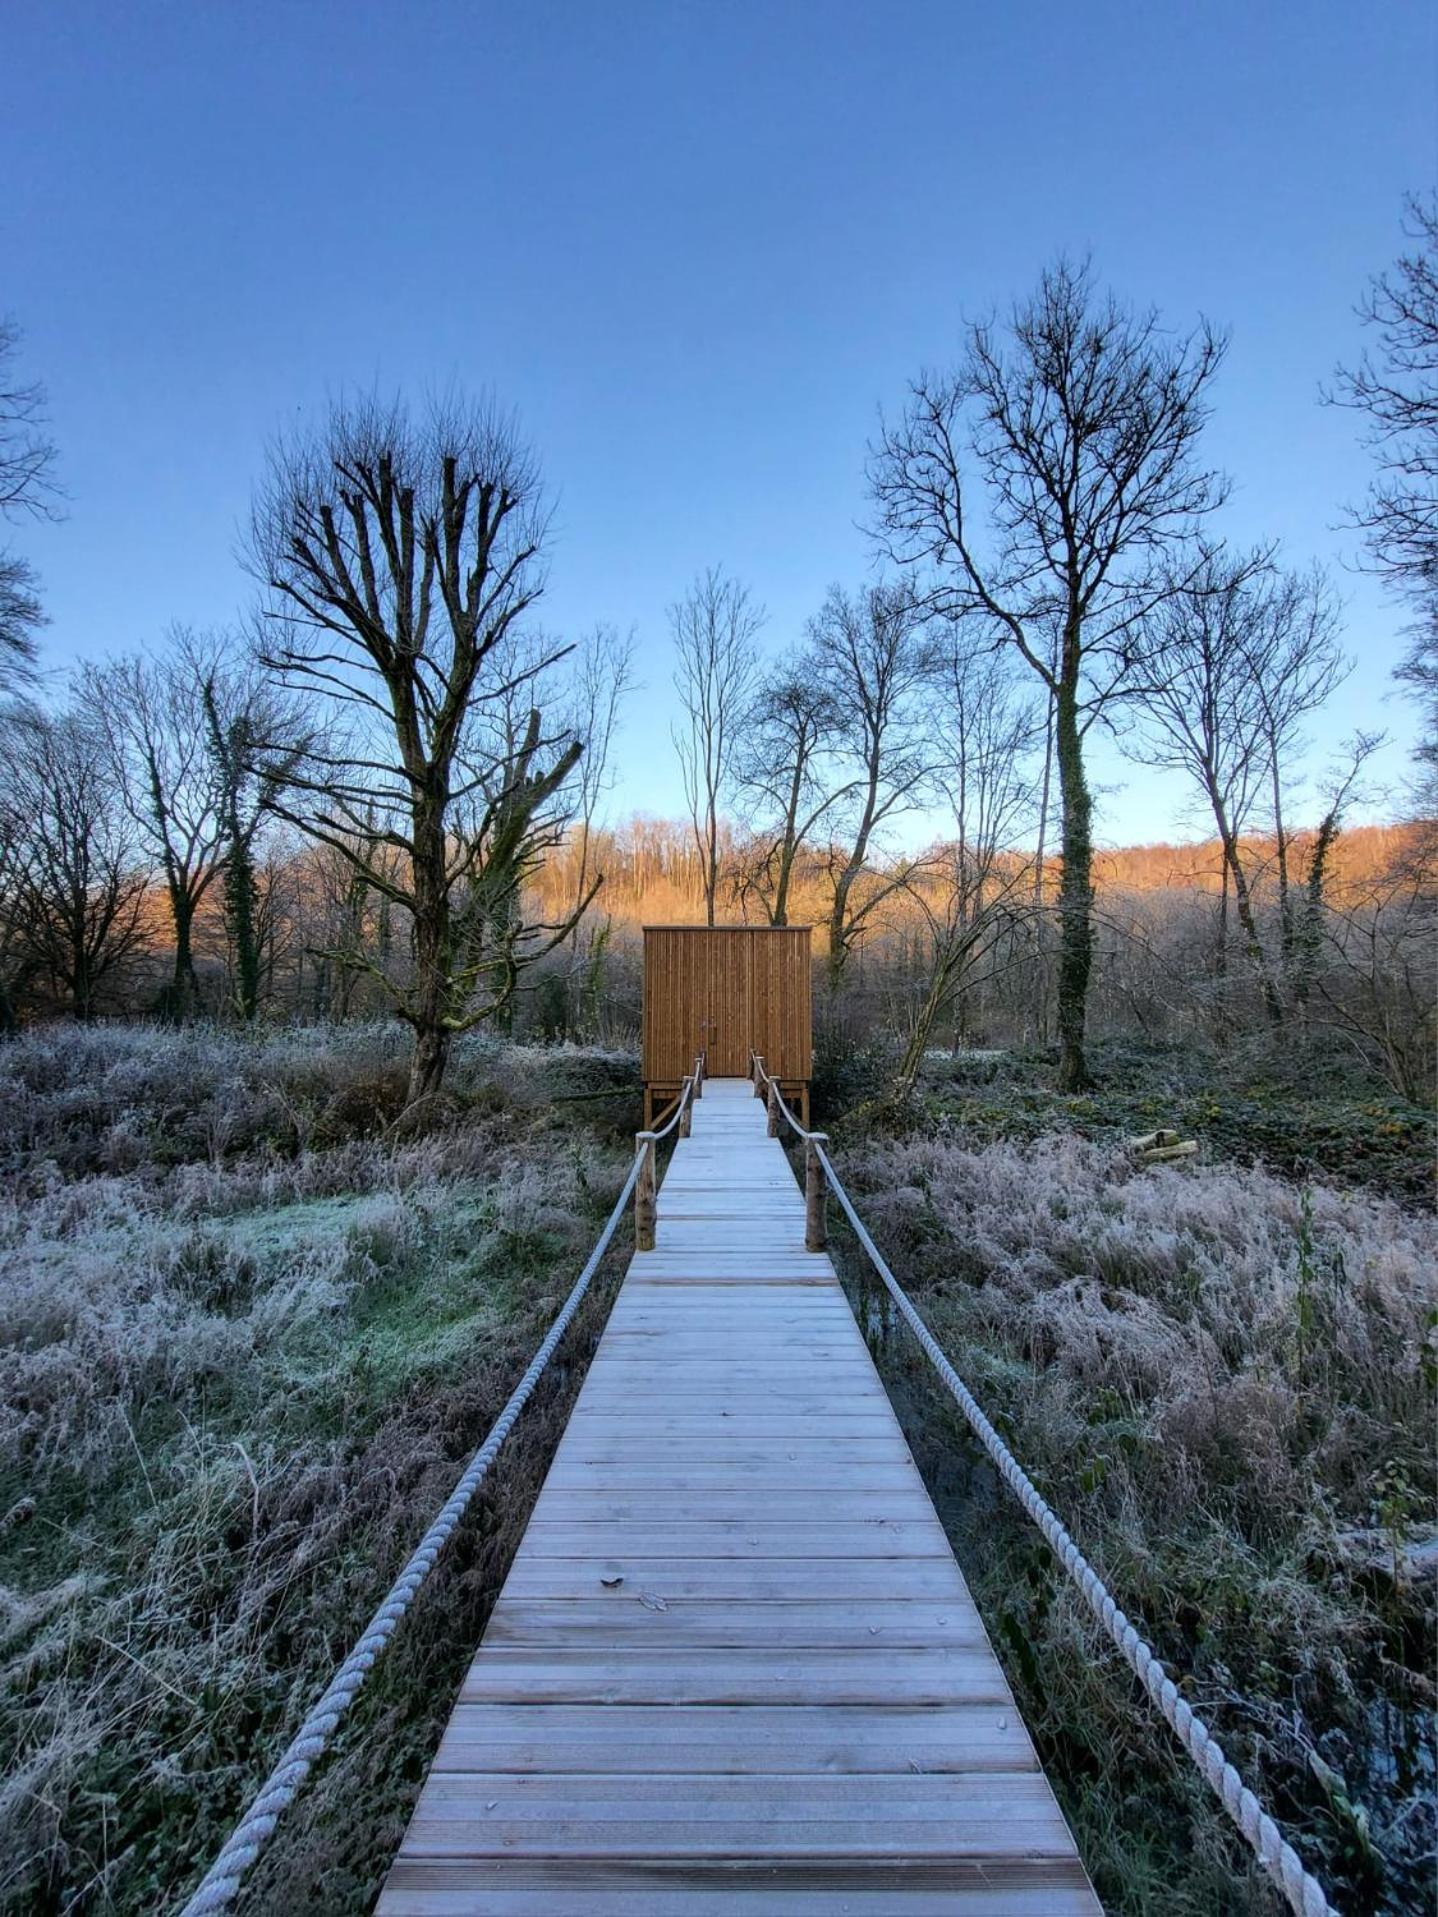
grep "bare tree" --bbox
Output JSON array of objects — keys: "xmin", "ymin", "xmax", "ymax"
[
  {"xmin": 671, "ymin": 567, "xmax": 762, "ymax": 927},
  {"xmin": 85, "ymin": 632, "xmax": 277, "ymax": 1017},
  {"xmin": 1330, "ymin": 194, "xmax": 1438, "ymax": 816},
  {"xmin": 871, "ymin": 258, "xmax": 1227, "ymax": 1087},
  {"xmin": 893, "ymin": 639, "xmax": 1039, "ymax": 1090},
  {"xmin": 0, "ymin": 706, "xmax": 150, "ymax": 1018},
  {"xmin": 1248, "ymin": 566, "xmax": 1349, "ymax": 961},
  {"xmin": 250, "ymin": 393, "xmax": 590, "ymax": 1106},
  {"xmin": 202, "ymin": 669, "xmax": 306, "ymax": 1020},
  {"xmin": 564, "ymin": 623, "xmax": 635, "ymax": 927},
  {"xmin": 1133, "ymin": 549, "xmax": 1345, "ymax": 1021},
  {"xmin": 809, "ymin": 582, "xmax": 933, "ymax": 988},
  {"xmin": 0, "ymin": 320, "xmax": 62, "ymax": 680},
  {"xmin": 1308, "ymin": 830, "xmax": 1435, "ymax": 1099},
  {"xmin": 554, "ymin": 623, "xmax": 635, "ymax": 1034},
  {"xmin": 733, "ymin": 660, "xmax": 848, "ymax": 925}
]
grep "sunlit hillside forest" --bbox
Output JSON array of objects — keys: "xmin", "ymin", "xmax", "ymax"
[{"xmin": 1, "ymin": 194, "xmax": 1435, "ymax": 1917}]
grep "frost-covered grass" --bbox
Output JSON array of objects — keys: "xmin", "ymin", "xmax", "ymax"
[
  {"xmin": 0, "ymin": 1021, "xmax": 639, "ymax": 1915},
  {"xmin": 833, "ymin": 1127, "xmax": 1437, "ymax": 1915}
]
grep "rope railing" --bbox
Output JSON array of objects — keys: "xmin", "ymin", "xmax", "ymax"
[
  {"xmin": 750, "ymin": 1053, "xmax": 828, "ymax": 1249},
  {"xmin": 634, "ymin": 1051, "xmax": 704, "ymax": 1251},
  {"xmin": 177, "ymin": 1141, "xmax": 649, "ymax": 1917},
  {"xmin": 748, "ymin": 1052, "xmax": 1336, "ymax": 1917}
]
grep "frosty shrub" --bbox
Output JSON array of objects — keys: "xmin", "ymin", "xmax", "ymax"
[
  {"xmin": 0, "ymin": 1020, "xmax": 641, "ymax": 1175},
  {"xmin": 835, "ymin": 1129, "xmax": 1437, "ymax": 1912}
]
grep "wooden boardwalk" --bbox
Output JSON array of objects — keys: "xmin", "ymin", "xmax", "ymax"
[{"xmin": 377, "ymin": 1079, "xmax": 1100, "ymax": 1914}]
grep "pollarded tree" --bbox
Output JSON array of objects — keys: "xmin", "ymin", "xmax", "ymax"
[
  {"xmin": 250, "ymin": 394, "xmax": 590, "ymax": 1106},
  {"xmin": 871, "ymin": 258, "xmax": 1228, "ymax": 1088}
]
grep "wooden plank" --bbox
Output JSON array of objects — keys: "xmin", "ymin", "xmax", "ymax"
[
  {"xmin": 482, "ymin": 1601, "xmax": 991, "ymax": 1648},
  {"xmin": 376, "ymin": 1078, "xmax": 1100, "ymax": 1915},
  {"xmin": 430, "ymin": 1703, "xmax": 1042, "ymax": 1773},
  {"xmin": 379, "ymin": 1860, "xmax": 1098, "ymax": 1914}
]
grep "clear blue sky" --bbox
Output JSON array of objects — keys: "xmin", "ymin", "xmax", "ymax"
[{"xmin": 6, "ymin": 0, "xmax": 1435, "ymax": 846}]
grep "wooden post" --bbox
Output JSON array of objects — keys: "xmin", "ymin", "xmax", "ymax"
[
  {"xmin": 752, "ymin": 1055, "xmax": 764, "ymax": 1099},
  {"xmin": 635, "ymin": 1133, "xmax": 656, "ymax": 1251},
  {"xmin": 693, "ymin": 1054, "xmax": 703, "ymax": 1098},
  {"xmin": 766, "ymin": 1080, "xmax": 780, "ymax": 1136},
  {"xmin": 805, "ymin": 1134, "xmax": 828, "ymax": 1251},
  {"xmin": 679, "ymin": 1082, "xmax": 692, "ymax": 1138}
]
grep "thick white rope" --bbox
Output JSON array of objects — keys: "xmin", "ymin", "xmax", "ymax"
[
  {"xmin": 178, "ymin": 1146, "xmax": 645, "ymax": 1916},
  {"xmin": 812, "ymin": 1137, "xmax": 1337, "ymax": 1917}
]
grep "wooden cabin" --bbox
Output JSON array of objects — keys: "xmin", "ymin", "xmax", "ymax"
[{"xmin": 642, "ymin": 925, "xmax": 813, "ymax": 1125}]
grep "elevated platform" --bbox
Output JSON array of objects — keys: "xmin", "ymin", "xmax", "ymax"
[{"xmin": 377, "ymin": 1078, "xmax": 1100, "ymax": 1913}]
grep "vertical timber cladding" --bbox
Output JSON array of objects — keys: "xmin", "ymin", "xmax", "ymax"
[{"xmin": 642, "ymin": 926, "xmax": 813, "ymax": 1084}]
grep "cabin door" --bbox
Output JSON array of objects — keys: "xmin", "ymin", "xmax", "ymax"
[{"xmin": 699, "ymin": 933, "xmax": 752, "ymax": 1077}]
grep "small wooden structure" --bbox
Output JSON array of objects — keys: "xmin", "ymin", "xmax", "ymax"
[{"xmin": 642, "ymin": 925, "xmax": 812, "ymax": 1125}]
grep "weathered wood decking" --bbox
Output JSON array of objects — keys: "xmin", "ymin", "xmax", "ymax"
[{"xmin": 377, "ymin": 1078, "xmax": 1100, "ymax": 1914}]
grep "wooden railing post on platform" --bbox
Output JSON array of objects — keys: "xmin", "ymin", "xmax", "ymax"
[
  {"xmin": 805, "ymin": 1134, "xmax": 829, "ymax": 1251},
  {"xmin": 751, "ymin": 1053, "xmax": 764, "ymax": 1099},
  {"xmin": 693, "ymin": 1052, "xmax": 704, "ymax": 1098},
  {"xmin": 679, "ymin": 1081, "xmax": 692, "ymax": 1138},
  {"xmin": 635, "ymin": 1133, "xmax": 657, "ymax": 1251},
  {"xmin": 766, "ymin": 1080, "xmax": 780, "ymax": 1137}
]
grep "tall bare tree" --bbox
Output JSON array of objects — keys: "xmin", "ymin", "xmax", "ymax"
[
  {"xmin": 871, "ymin": 258, "xmax": 1227, "ymax": 1087},
  {"xmin": 1330, "ymin": 193, "xmax": 1438, "ymax": 815},
  {"xmin": 809, "ymin": 582, "xmax": 933, "ymax": 987},
  {"xmin": 564, "ymin": 622, "xmax": 635, "ymax": 928},
  {"xmin": 250, "ymin": 394, "xmax": 590, "ymax": 1105},
  {"xmin": 0, "ymin": 320, "xmax": 61, "ymax": 680},
  {"xmin": 733, "ymin": 660, "xmax": 847, "ymax": 926},
  {"xmin": 1133, "ymin": 548, "xmax": 1288, "ymax": 1019},
  {"xmin": 671, "ymin": 567, "xmax": 762, "ymax": 926},
  {"xmin": 1248, "ymin": 566, "xmax": 1349, "ymax": 961}
]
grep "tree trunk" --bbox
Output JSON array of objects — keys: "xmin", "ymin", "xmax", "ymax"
[
  {"xmin": 1034, "ymin": 687, "xmax": 1054, "ymax": 907},
  {"xmin": 171, "ymin": 893, "xmax": 200, "ymax": 1019},
  {"xmin": 1291, "ymin": 806, "xmax": 1339, "ymax": 1016},
  {"xmin": 226, "ymin": 836, "xmax": 261, "ymax": 1020},
  {"xmin": 896, "ymin": 961, "xmax": 948, "ymax": 1093},
  {"xmin": 1271, "ymin": 757, "xmax": 1294, "ymax": 972},
  {"xmin": 406, "ymin": 1022, "xmax": 450, "ymax": 1106},
  {"xmin": 1053, "ymin": 672, "xmax": 1093, "ymax": 1092},
  {"xmin": 1224, "ymin": 833, "xmax": 1283, "ymax": 1026},
  {"xmin": 406, "ymin": 794, "xmax": 452, "ymax": 1105}
]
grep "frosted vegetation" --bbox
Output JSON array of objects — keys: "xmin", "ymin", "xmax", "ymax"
[
  {"xmin": 835, "ymin": 1126, "xmax": 1437, "ymax": 1912},
  {"xmin": 0, "ymin": 1022, "xmax": 636, "ymax": 1914},
  {"xmin": 0, "ymin": 1020, "xmax": 1432, "ymax": 1914}
]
